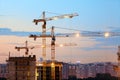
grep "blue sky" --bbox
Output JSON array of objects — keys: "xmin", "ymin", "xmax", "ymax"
[
  {"xmin": 0, "ymin": 0, "xmax": 120, "ymax": 63},
  {"xmin": 0, "ymin": 0, "xmax": 120, "ymax": 31}
]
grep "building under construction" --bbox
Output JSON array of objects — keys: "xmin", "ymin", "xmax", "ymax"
[
  {"xmin": 6, "ymin": 55, "xmax": 36, "ymax": 80},
  {"xmin": 36, "ymin": 61, "xmax": 62, "ymax": 80}
]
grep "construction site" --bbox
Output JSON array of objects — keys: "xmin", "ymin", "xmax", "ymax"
[
  {"xmin": 1, "ymin": 11, "xmax": 119, "ymax": 80},
  {"xmin": 1, "ymin": 0, "xmax": 120, "ymax": 80},
  {"xmin": 6, "ymin": 11, "xmax": 79, "ymax": 80}
]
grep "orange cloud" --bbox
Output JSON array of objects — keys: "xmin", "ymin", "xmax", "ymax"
[{"xmin": 0, "ymin": 36, "xmax": 118, "ymax": 63}]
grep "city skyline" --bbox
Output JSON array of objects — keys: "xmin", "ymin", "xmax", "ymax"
[
  {"xmin": 0, "ymin": 0, "xmax": 120, "ymax": 63},
  {"xmin": 0, "ymin": 61, "xmax": 118, "ymax": 79}
]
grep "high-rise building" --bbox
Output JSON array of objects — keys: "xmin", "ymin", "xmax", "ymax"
[
  {"xmin": 0, "ymin": 64, "xmax": 7, "ymax": 78},
  {"xmin": 96, "ymin": 63, "xmax": 106, "ymax": 74},
  {"xmin": 105, "ymin": 62, "xmax": 117, "ymax": 77},
  {"xmin": 76, "ymin": 64, "xmax": 89, "ymax": 79},
  {"xmin": 6, "ymin": 55, "xmax": 36, "ymax": 80},
  {"xmin": 62, "ymin": 62, "xmax": 69, "ymax": 80},
  {"xmin": 76, "ymin": 63, "xmax": 86, "ymax": 79},
  {"xmin": 87, "ymin": 63, "xmax": 96, "ymax": 78},
  {"xmin": 67, "ymin": 62, "xmax": 117, "ymax": 79},
  {"xmin": 68, "ymin": 63, "xmax": 77, "ymax": 80}
]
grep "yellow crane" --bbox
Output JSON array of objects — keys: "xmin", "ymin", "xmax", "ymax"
[{"xmin": 29, "ymin": 11, "xmax": 78, "ymax": 62}]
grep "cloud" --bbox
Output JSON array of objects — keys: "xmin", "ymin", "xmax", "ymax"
[
  {"xmin": 105, "ymin": 26, "xmax": 120, "ymax": 32},
  {"xmin": 0, "ymin": 27, "xmax": 120, "ymax": 37},
  {"xmin": 79, "ymin": 36, "xmax": 120, "ymax": 51},
  {"xmin": 0, "ymin": 27, "xmax": 119, "ymax": 52},
  {"xmin": 0, "ymin": 31, "xmax": 119, "ymax": 63},
  {"xmin": 78, "ymin": 26, "xmax": 120, "ymax": 51},
  {"xmin": 0, "ymin": 28, "xmax": 40, "ymax": 36}
]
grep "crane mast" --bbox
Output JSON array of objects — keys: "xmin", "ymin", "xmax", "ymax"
[
  {"xmin": 51, "ymin": 26, "xmax": 55, "ymax": 62},
  {"xmin": 41, "ymin": 12, "xmax": 47, "ymax": 62},
  {"xmin": 32, "ymin": 12, "xmax": 50, "ymax": 62}
]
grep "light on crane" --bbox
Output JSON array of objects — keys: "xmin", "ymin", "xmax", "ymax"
[
  {"xmin": 104, "ymin": 32, "xmax": 110, "ymax": 38},
  {"xmin": 59, "ymin": 44, "xmax": 64, "ymax": 47},
  {"xmin": 75, "ymin": 32, "xmax": 80, "ymax": 37}
]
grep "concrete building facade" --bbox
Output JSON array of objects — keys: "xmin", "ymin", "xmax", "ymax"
[{"xmin": 6, "ymin": 55, "xmax": 36, "ymax": 80}]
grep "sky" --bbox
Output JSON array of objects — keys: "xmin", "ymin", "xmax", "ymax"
[{"xmin": 0, "ymin": 0, "xmax": 120, "ymax": 63}]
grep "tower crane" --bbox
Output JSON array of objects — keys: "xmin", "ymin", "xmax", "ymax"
[
  {"xmin": 51, "ymin": 26, "xmax": 55, "ymax": 62},
  {"xmin": 15, "ymin": 41, "xmax": 34, "ymax": 55},
  {"xmin": 29, "ymin": 11, "xmax": 78, "ymax": 62}
]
